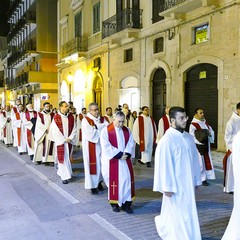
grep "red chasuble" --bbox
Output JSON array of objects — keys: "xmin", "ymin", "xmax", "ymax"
[
  {"xmin": 138, "ymin": 116, "xmax": 157, "ymax": 152},
  {"xmin": 25, "ymin": 110, "xmax": 37, "ymax": 148},
  {"xmin": 13, "ymin": 107, "xmax": 21, "ymax": 147},
  {"xmin": 54, "ymin": 113, "xmax": 74, "ymax": 164},
  {"xmin": 191, "ymin": 122, "xmax": 212, "ymax": 170},
  {"xmin": 38, "ymin": 112, "xmax": 54, "ymax": 157},
  {"xmin": 107, "ymin": 123, "xmax": 135, "ymax": 204},
  {"xmin": 85, "ymin": 116, "xmax": 104, "ymax": 174},
  {"xmin": 162, "ymin": 115, "xmax": 170, "ymax": 133}
]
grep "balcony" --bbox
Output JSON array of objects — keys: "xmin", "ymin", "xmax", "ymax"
[
  {"xmin": 102, "ymin": 8, "xmax": 143, "ymax": 39},
  {"xmin": 6, "ymin": 72, "xmax": 28, "ymax": 90},
  {"xmin": 59, "ymin": 37, "xmax": 87, "ymax": 60},
  {"xmin": 159, "ymin": 0, "xmax": 202, "ymax": 18}
]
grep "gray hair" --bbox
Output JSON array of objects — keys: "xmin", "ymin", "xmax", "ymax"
[
  {"xmin": 113, "ymin": 111, "xmax": 125, "ymax": 119},
  {"xmin": 88, "ymin": 102, "xmax": 98, "ymax": 110}
]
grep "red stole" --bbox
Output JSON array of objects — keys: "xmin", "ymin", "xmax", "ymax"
[
  {"xmin": 38, "ymin": 112, "xmax": 54, "ymax": 157},
  {"xmin": 54, "ymin": 113, "xmax": 74, "ymax": 163},
  {"xmin": 104, "ymin": 116, "xmax": 110, "ymax": 123},
  {"xmin": 13, "ymin": 107, "xmax": 21, "ymax": 147},
  {"xmin": 223, "ymin": 149, "xmax": 232, "ymax": 188},
  {"xmin": 191, "ymin": 122, "xmax": 212, "ymax": 170},
  {"xmin": 138, "ymin": 116, "xmax": 156, "ymax": 152},
  {"xmin": 79, "ymin": 113, "xmax": 84, "ymax": 141},
  {"xmin": 107, "ymin": 123, "xmax": 135, "ymax": 203},
  {"xmin": 1, "ymin": 111, "xmax": 6, "ymax": 137},
  {"xmin": 85, "ymin": 116, "xmax": 104, "ymax": 174},
  {"xmin": 162, "ymin": 115, "xmax": 170, "ymax": 133},
  {"xmin": 25, "ymin": 111, "xmax": 37, "ymax": 148}
]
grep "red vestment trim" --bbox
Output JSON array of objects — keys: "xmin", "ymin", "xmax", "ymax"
[
  {"xmin": 104, "ymin": 116, "xmax": 110, "ymax": 123},
  {"xmin": 162, "ymin": 115, "xmax": 170, "ymax": 133},
  {"xmin": 85, "ymin": 116, "xmax": 104, "ymax": 174},
  {"xmin": 107, "ymin": 123, "xmax": 135, "ymax": 203},
  {"xmin": 25, "ymin": 111, "xmax": 37, "ymax": 148},
  {"xmin": 13, "ymin": 107, "xmax": 21, "ymax": 147},
  {"xmin": 191, "ymin": 122, "xmax": 212, "ymax": 170},
  {"xmin": 138, "ymin": 116, "xmax": 156, "ymax": 152},
  {"xmin": 54, "ymin": 113, "xmax": 74, "ymax": 164},
  {"xmin": 78, "ymin": 113, "xmax": 84, "ymax": 141},
  {"xmin": 223, "ymin": 149, "xmax": 232, "ymax": 188}
]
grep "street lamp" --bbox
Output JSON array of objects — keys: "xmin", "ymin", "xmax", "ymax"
[{"xmin": 67, "ymin": 72, "xmax": 73, "ymax": 102}]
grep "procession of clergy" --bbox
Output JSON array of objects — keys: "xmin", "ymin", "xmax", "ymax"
[{"xmin": 0, "ymin": 99, "xmax": 240, "ymax": 239}]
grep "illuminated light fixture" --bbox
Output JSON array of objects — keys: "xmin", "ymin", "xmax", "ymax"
[{"xmin": 67, "ymin": 72, "xmax": 74, "ymax": 101}]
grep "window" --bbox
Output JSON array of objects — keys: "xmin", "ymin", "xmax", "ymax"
[
  {"xmin": 152, "ymin": 0, "xmax": 164, "ymax": 24},
  {"xmin": 154, "ymin": 37, "xmax": 164, "ymax": 53},
  {"xmin": 75, "ymin": 11, "xmax": 82, "ymax": 38},
  {"xmin": 193, "ymin": 23, "xmax": 209, "ymax": 44},
  {"xmin": 93, "ymin": 2, "xmax": 100, "ymax": 34},
  {"xmin": 124, "ymin": 48, "xmax": 133, "ymax": 62}
]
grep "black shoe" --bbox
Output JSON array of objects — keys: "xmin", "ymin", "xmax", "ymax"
[
  {"xmin": 30, "ymin": 155, "xmax": 34, "ymax": 161},
  {"xmin": 91, "ymin": 188, "xmax": 98, "ymax": 195},
  {"xmin": 19, "ymin": 152, "xmax": 23, "ymax": 155},
  {"xmin": 138, "ymin": 159, "xmax": 145, "ymax": 165},
  {"xmin": 111, "ymin": 204, "xmax": 120, "ymax": 212},
  {"xmin": 62, "ymin": 180, "xmax": 68, "ymax": 184},
  {"xmin": 36, "ymin": 161, "xmax": 42, "ymax": 165},
  {"xmin": 146, "ymin": 162, "xmax": 151, "ymax": 168},
  {"xmin": 202, "ymin": 180, "xmax": 209, "ymax": 186},
  {"xmin": 49, "ymin": 162, "xmax": 54, "ymax": 167},
  {"xmin": 228, "ymin": 191, "xmax": 234, "ymax": 195},
  {"xmin": 98, "ymin": 182, "xmax": 104, "ymax": 191},
  {"xmin": 122, "ymin": 201, "xmax": 133, "ymax": 214}
]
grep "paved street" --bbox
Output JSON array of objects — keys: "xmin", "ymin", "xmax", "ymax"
[{"xmin": 0, "ymin": 142, "xmax": 232, "ymax": 240}]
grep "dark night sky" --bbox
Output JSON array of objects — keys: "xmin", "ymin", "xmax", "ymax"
[{"xmin": 0, "ymin": 0, "xmax": 10, "ymax": 36}]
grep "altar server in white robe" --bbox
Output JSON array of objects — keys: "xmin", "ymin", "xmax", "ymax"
[
  {"xmin": 48, "ymin": 101, "xmax": 76, "ymax": 184},
  {"xmin": 12, "ymin": 104, "xmax": 26, "ymax": 154},
  {"xmin": 156, "ymin": 106, "xmax": 170, "ymax": 143},
  {"xmin": 153, "ymin": 106, "xmax": 202, "ymax": 240},
  {"xmin": 222, "ymin": 102, "xmax": 240, "ymax": 193},
  {"xmin": 222, "ymin": 129, "xmax": 240, "ymax": 240},
  {"xmin": 23, "ymin": 103, "xmax": 37, "ymax": 160},
  {"xmin": 132, "ymin": 106, "xmax": 157, "ymax": 167},
  {"xmin": 11, "ymin": 99, "xmax": 21, "ymax": 147},
  {"xmin": 100, "ymin": 111, "xmax": 135, "ymax": 213},
  {"xmin": 82, "ymin": 102, "xmax": 109, "ymax": 195},
  {"xmin": 0, "ymin": 106, "xmax": 13, "ymax": 146},
  {"xmin": 33, "ymin": 102, "xmax": 55, "ymax": 164}
]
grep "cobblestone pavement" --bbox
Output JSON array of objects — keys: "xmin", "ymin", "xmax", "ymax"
[{"xmin": 0, "ymin": 142, "xmax": 232, "ymax": 240}]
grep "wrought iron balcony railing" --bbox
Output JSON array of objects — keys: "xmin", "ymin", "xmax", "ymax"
[
  {"xmin": 6, "ymin": 72, "xmax": 29, "ymax": 90},
  {"xmin": 102, "ymin": 8, "xmax": 143, "ymax": 39},
  {"xmin": 60, "ymin": 37, "xmax": 87, "ymax": 60},
  {"xmin": 160, "ymin": 0, "xmax": 187, "ymax": 11}
]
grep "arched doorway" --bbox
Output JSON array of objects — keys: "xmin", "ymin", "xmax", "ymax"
[
  {"xmin": 152, "ymin": 68, "xmax": 167, "ymax": 126},
  {"xmin": 185, "ymin": 63, "xmax": 218, "ymax": 148},
  {"xmin": 93, "ymin": 75, "xmax": 103, "ymax": 114}
]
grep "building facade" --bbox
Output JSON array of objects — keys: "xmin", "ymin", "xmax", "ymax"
[
  {"xmin": 6, "ymin": 0, "xmax": 58, "ymax": 110},
  {"xmin": 57, "ymin": 0, "xmax": 240, "ymax": 150}
]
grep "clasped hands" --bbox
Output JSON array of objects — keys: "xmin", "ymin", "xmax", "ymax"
[{"xmin": 120, "ymin": 153, "xmax": 128, "ymax": 160}]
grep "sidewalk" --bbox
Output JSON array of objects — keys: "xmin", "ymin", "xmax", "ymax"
[{"xmin": 0, "ymin": 143, "xmax": 232, "ymax": 240}]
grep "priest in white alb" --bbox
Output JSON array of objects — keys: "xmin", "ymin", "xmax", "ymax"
[
  {"xmin": 0, "ymin": 106, "xmax": 13, "ymax": 146},
  {"xmin": 222, "ymin": 128, "xmax": 240, "ymax": 240},
  {"xmin": 132, "ymin": 106, "xmax": 157, "ymax": 167},
  {"xmin": 153, "ymin": 106, "xmax": 202, "ymax": 240},
  {"xmin": 100, "ymin": 111, "xmax": 135, "ymax": 213},
  {"xmin": 48, "ymin": 101, "xmax": 76, "ymax": 184},
  {"xmin": 33, "ymin": 102, "xmax": 55, "ymax": 164},
  {"xmin": 11, "ymin": 99, "xmax": 21, "ymax": 147},
  {"xmin": 222, "ymin": 102, "xmax": 240, "ymax": 193},
  {"xmin": 156, "ymin": 106, "xmax": 170, "ymax": 143},
  {"xmin": 82, "ymin": 102, "xmax": 109, "ymax": 194}
]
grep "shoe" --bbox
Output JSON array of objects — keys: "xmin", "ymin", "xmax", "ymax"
[
  {"xmin": 19, "ymin": 152, "xmax": 23, "ymax": 155},
  {"xmin": 122, "ymin": 201, "xmax": 133, "ymax": 214},
  {"xmin": 91, "ymin": 188, "xmax": 98, "ymax": 195},
  {"xmin": 111, "ymin": 204, "xmax": 120, "ymax": 212},
  {"xmin": 98, "ymin": 182, "xmax": 104, "ymax": 191},
  {"xmin": 30, "ymin": 155, "xmax": 34, "ymax": 161},
  {"xmin": 228, "ymin": 191, "xmax": 234, "ymax": 195},
  {"xmin": 138, "ymin": 159, "xmax": 145, "ymax": 165},
  {"xmin": 49, "ymin": 162, "xmax": 54, "ymax": 167},
  {"xmin": 62, "ymin": 180, "xmax": 68, "ymax": 184},
  {"xmin": 36, "ymin": 161, "xmax": 42, "ymax": 165},
  {"xmin": 202, "ymin": 180, "xmax": 209, "ymax": 186},
  {"xmin": 146, "ymin": 162, "xmax": 151, "ymax": 168}
]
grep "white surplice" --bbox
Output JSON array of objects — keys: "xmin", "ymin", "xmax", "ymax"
[
  {"xmin": 132, "ymin": 114, "xmax": 157, "ymax": 163},
  {"xmin": 153, "ymin": 127, "xmax": 202, "ymax": 240},
  {"xmin": 12, "ymin": 111, "xmax": 26, "ymax": 153},
  {"xmin": 22, "ymin": 111, "xmax": 36, "ymax": 156},
  {"xmin": 11, "ymin": 107, "xmax": 20, "ymax": 147},
  {"xmin": 81, "ymin": 113, "xmax": 108, "ymax": 189},
  {"xmin": 100, "ymin": 125, "xmax": 135, "ymax": 206},
  {"xmin": 189, "ymin": 118, "xmax": 215, "ymax": 181},
  {"xmin": 48, "ymin": 112, "xmax": 76, "ymax": 181},
  {"xmin": 156, "ymin": 115, "xmax": 170, "ymax": 143},
  {"xmin": 224, "ymin": 112, "xmax": 240, "ymax": 193},
  {"xmin": 222, "ymin": 130, "xmax": 240, "ymax": 240},
  {"xmin": 0, "ymin": 111, "xmax": 13, "ymax": 145}
]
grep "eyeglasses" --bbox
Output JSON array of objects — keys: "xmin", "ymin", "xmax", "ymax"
[
  {"xmin": 90, "ymin": 108, "xmax": 99, "ymax": 112},
  {"xmin": 177, "ymin": 116, "xmax": 189, "ymax": 121}
]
